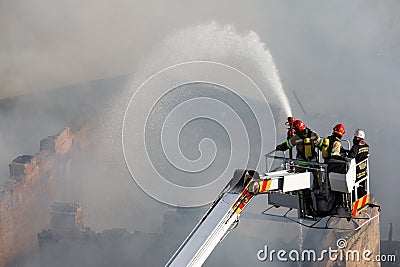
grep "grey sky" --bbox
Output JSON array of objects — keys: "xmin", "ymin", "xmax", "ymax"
[{"xmin": 2, "ymin": 1, "xmax": 397, "ymax": 99}]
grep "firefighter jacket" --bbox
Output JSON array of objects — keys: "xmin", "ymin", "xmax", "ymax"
[
  {"xmin": 348, "ymin": 139, "xmax": 369, "ymax": 179},
  {"xmin": 276, "ymin": 128, "xmax": 321, "ymax": 161},
  {"xmin": 322, "ymin": 134, "xmax": 347, "ymax": 161}
]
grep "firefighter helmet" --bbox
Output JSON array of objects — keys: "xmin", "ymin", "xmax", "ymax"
[
  {"xmin": 333, "ymin": 124, "xmax": 346, "ymax": 136},
  {"xmin": 286, "ymin": 117, "xmax": 296, "ymax": 126},
  {"xmin": 293, "ymin": 120, "xmax": 306, "ymax": 132},
  {"xmin": 354, "ymin": 129, "xmax": 365, "ymax": 139}
]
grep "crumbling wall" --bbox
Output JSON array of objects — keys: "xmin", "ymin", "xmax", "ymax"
[
  {"xmin": 37, "ymin": 202, "xmax": 165, "ymax": 267},
  {"xmin": 0, "ymin": 121, "xmax": 93, "ymax": 267}
]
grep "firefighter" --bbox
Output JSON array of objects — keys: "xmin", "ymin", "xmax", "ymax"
[
  {"xmin": 324, "ymin": 123, "xmax": 348, "ymax": 160},
  {"xmin": 347, "ymin": 129, "xmax": 369, "ymax": 180},
  {"xmin": 275, "ymin": 119, "xmax": 321, "ymax": 161},
  {"xmin": 276, "ymin": 120, "xmax": 321, "ymax": 196},
  {"xmin": 322, "ymin": 123, "xmax": 348, "ymax": 173}
]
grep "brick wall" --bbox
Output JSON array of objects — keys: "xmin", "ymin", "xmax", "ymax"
[{"xmin": 0, "ymin": 121, "xmax": 93, "ymax": 266}]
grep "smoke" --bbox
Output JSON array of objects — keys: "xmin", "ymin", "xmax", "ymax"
[
  {"xmin": 0, "ymin": 84, "xmax": 112, "ymax": 183},
  {"xmin": 1, "ymin": 1, "xmax": 400, "ymax": 266},
  {"xmin": 0, "ymin": 1, "xmax": 171, "ymax": 99}
]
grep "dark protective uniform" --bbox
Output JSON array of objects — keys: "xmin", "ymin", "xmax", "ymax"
[
  {"xmin": 276, "ymin": 128, "xmax": 321, "ymax": 161},
  {"xmin": 347, "ymin": 138, "xmax": 369, "ymax": 180},
  {"xmin": 276, "ymin": 128, "xmax": 321, "ymax": 190},
  {"xmin": 323, "ymin": 133, "xmax": 348, "ymax": 174}
]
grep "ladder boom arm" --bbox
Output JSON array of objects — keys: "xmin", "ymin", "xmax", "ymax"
[{"xmin": 166, "ymin": 170, "xmax": 312, "ymax": 266}]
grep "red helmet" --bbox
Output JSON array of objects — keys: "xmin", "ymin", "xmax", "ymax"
[
  {"xmin": 333, "ymin": 123, "xmax": 346, "ymax": 136},
  {"xmin": 286, "ymin": 117, "xmax": 296, "ymax": 126},
  {"xmin": 293, "ymin": 120, "xmax": 306, "ymax": 132}
]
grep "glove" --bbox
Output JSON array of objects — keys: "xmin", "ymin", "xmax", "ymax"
[{"xmin": 276, "ymin": 143, "xmax": 287, "ymax": 151}]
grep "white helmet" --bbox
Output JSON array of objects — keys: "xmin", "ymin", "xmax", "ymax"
[{"xmin": 354, "ymin": 129, "xmax": 365, "ymax": 139}]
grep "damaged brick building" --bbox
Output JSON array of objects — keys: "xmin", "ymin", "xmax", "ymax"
[{"xmin": 0, "ymin": 124, "xmax": 92, "ymax": 266}]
